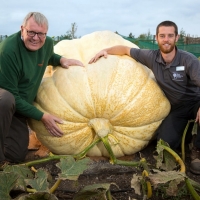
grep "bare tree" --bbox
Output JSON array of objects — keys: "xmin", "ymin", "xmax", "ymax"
[
  {"xmin": 179, "ymin": 28, "xmax": 186, "ymax": 39},
  {"xmin": 66, "ymin": 22, "xmax": 78, "ymax": 39},
  {"xmin": 129, "ymin": 33, "xmax": 134, "ymax": 38},
  {"xmin": 59, "ymin": 22, "xmax": 78, "ymax": 40}
]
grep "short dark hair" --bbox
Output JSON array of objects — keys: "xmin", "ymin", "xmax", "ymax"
[{"xmin": 156, "ymin": 21, "xmax": 178, "ymax": 36}]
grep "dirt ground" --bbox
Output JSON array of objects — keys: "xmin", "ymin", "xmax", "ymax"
[{"xmin": 22, "ymin": 139, "xmax": 200, "ymax": 200}]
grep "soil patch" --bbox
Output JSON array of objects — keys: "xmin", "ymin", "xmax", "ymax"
[{"xmin": 23, "ymin": 140, "xmax": 200, "ymax": 200}]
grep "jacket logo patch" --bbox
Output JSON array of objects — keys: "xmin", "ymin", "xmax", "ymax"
[
  {"xmin": 172, "ymin": 72, "xmax": 183, "ymax": 81},
  {"xmin": 38, "ymin": 61, "xmax": 44, "ymax": 67}
]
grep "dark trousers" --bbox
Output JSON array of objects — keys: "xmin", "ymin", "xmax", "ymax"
[
  {"xmin": 0, "ymin": 88, "xmax": 29, "ymax": 163},
  {"xmin": 156, "ymin": 100, "xmax": 200, "ymax": 150}
]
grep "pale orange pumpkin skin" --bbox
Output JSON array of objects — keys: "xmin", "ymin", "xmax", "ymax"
[{"xmin": 28, "ymin": 31, "xmax": 170, "ymax": 157}]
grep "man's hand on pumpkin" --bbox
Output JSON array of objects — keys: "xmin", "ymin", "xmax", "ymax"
[
  {"xmin": 60, "ymin": 57, "xmax": 84, "ymax": 69},
  {"xmin": 89, "ymin": 50, "xmax": 108, "ymax": 64},
  {"xmin": 41, "ymin": 113, "xmax": 64, "ymax": 137},
  {"xmin": 195, "ymin": 108, "xmax": 200, "ymax": 125}
]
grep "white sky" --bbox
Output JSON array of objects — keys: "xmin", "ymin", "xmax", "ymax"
[{"xmin": 0, "ymin": 0, "xmax": 200, "ymax": 38}]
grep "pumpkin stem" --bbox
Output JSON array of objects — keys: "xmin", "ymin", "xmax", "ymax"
[
  {"xmin": 74, "ymin": 138, "xmax": 101, "ymax": 160},
  {"xmin": 88, "ymin": 118, "xmax": 113, "ymax": 138},
  {"xmin": 101, "ymin": 135, "xmax": 117, "ymax": 164}
]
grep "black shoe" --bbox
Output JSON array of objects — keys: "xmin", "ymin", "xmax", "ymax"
[{"xmin": 190, "ymin": 147, "xmax": 200, "ymax": 175}]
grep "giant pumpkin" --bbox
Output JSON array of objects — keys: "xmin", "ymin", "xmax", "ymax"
[{"xmin": 28, "ymin": 31, "xmax": 170, "ymax": 158}]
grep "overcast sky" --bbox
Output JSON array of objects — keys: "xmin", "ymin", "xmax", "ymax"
[{"xmin": 0, "ymin": 0, "xmax": 200, "ymax": 38}]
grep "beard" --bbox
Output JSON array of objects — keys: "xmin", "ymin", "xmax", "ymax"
[{"xmin": 158, "ymin": 41, "xmax": 176, "ymax": 54}]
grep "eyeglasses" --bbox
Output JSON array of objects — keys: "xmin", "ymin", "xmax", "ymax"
[{"xmin": 24, "ymin": 27, "xmax": 46, "ymax": 38}]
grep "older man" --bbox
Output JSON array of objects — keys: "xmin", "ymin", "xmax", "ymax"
[{"xmin": 0, "ymin": 12, "xmax": 83, "ymax": 166}]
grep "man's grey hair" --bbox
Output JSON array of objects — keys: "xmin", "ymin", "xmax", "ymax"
[{"xmin": 22, "ymin": 12, "xmax": 49, "ymax": 29}]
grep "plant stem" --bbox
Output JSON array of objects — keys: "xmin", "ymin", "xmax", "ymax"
[
  {"xmin": 20, "ymin": 154, "xmax": 68, "ymax": 167},
  {"xmin": 146, "ymin": 181, "xmax": 152, "ymax": 199},
  {"xmin": 189, "ymin": 178, "xmax": 200, "ymax": 192},
  {"xmin": 88, "ymin": 118, "xmax": 113, "ymax": 138},
  {"xmin": 140, "ymin": 177, "xmax": 147, "ymax": 200},
  {"xmin": 115, "ymin": 159, "xmax": 140, "ymax": 166},
  {"xmin": 142, "ymin": 170, "xmax": 152, "ymax": 199},
  {"xmin": 106, "ymin": 190, "xmax": 113, "ymax": 200},
  {"xmin": 160, "ymin": 144, "xmax": 186, "ymax": 173},
  {"xmin": 50, "ymin": 179, "xmax": 62, "ymax": 194},
  {"xmin": 74, "ymin": 138, "xmax": 101, "ymax": 160},
  {"xmin": 161, "ymin": 141, "xmax": 200, "ymax": 199},
  {"xmin": 140, "ymin": 158, "xmax": 150, "ymax": 173},
  {"xmin": 185, "ymin": 178, "xmax": 200, "ymax": 200},
  {"xmin": 181, "ymin": 120, "xmax": 194, "ymax": 162},
  {"xmin": 26, "ymin": 188, "xmax": 37, "ymax": 193},
  {"xmin": 101, "ymin": 136, "xmax": 117, "ymax": 164}
]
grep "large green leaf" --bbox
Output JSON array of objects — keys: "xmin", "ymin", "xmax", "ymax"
[
  {"xmin": 0, "ymin": 171, "xmax": 19, "ymax": 200},
  {"xmin": 155, "ymin": 140, "xmax": 177, "ymax": 171},
  {"xmin": 4, "ymin": 165, "xmax": 33, "ymax": 191},
  {"xmin": 24, "ymin": 168, "xmax": 49, "ymax": 192},
  {"xmin": 148, "ymin": 170, "xmax": 186, "ymax": 196},
  {"xmin": 148, "ymin": 170, "xmax": 185, "ymax": 187},
  {"xmin": 56, "ymin": 156, "xmax": 91, "ymax": 181}
]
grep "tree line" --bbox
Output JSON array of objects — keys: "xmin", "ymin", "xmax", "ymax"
[{"xmin": 55, "ymin": 23, "xmax": 195, "ymax": 41}]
